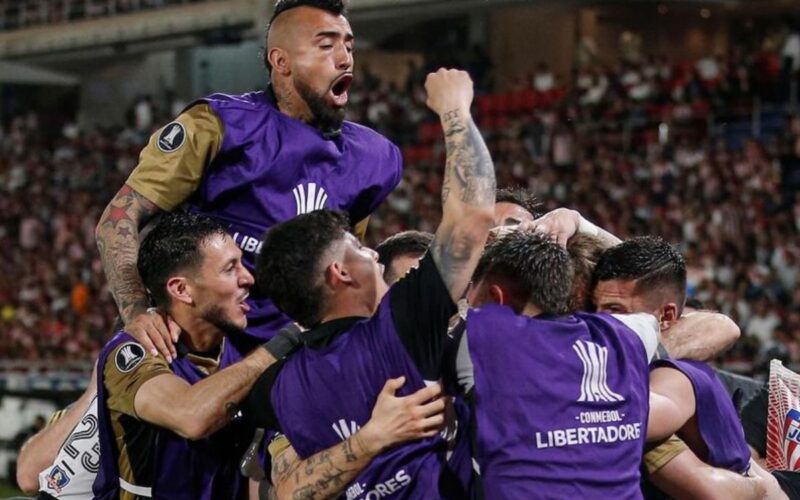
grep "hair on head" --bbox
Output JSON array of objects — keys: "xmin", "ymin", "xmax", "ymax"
[
  {"xmin": 256, "ymin": 209, "xmax": 350, "ymax": 328},
  {"xmin": 264, "ymin": 0, "xmax": 348, "ymax": 70},
  {"xmin": 474, "ymin": 231, "xmax": 574, "ymax": 315},
  {"xmin": 495, "ymin": 186, "xmax": 542, "ymax": 219},
  {"xmin": 138, "ymin": 212, "xmax": 228, "ymax": 310},
  {"xmin": 567, "ymin": 233, "xmax": 607, "ymax": 311},
  {"xmin": 376, "ymin": 230, "xmax": 433, "ymax": 266},
  {"xmin": 593, "ymin": 236, "xmax": 687, "ymax": 312}
]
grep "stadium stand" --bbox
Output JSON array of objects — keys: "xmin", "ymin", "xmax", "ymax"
[{"xmin": 2, "ymin": 6, "xmax": 800, "ymax": 491}]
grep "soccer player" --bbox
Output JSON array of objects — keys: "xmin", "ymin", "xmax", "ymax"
[
  {"xmin": 647, "ymin": 359, "xmax": 786, "ymax": 499},
  {"xmin": 527, "ymin": 211, "xmax": 740, "ymax": 359},
  {"xmin": 93, "ymin": 211, "xmax": 442, "ymax": 499},
  {"xmin": 95, "ymin": 0, "xmax": 403, "ymax": 360},
  {"xmin": 16, "ymin": 364, "xmax": 98, "ymax": 499},
  {"xmin": 462, "ymin": 230, "xmax": 658, "ymax": 498},
  {"xmin": 593, "ymin": 236, "xmax": 767, "ymax": 499},
  {"xmin": 253, "ymin": 68, "xmax": 495, "ymax": 499},
  {"xmin": 93, "ymin": 212, "xmax": 297, "ymax": 499}
]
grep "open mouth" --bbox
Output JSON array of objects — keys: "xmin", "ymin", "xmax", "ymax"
[
  {"xmin": 239, "ymin": 293, "xmax": 250, "ymax": 313},
  {"xmin": 329, "ymin": 73, "xmax": 353, "ymax": 106}
]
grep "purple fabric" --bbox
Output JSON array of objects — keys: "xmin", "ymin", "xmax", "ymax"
[
  {"xmin": 186, "ymin": 91, "xmax": 403, "ymax": 341},
  {"xmin": 652, "ymin": 359, "xmax": 751, "ymax": 473},
  {"xmin": 93, "ymin": 331, "xmax": 249, "ymax": 499},
  {"xmin": 467, "ymin": 306, "xmax": 649, "ymax": 499},
  {"xmin": 270, "ymin": 295, "xmax": 450, "ymax": 499}
]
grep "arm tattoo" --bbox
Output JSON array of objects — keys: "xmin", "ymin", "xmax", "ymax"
[
  {"xmin": 431, "ymin": 109, "xmax": 496, "ymax": 290},
  {"xmin": 272, "ymin": 438, "xmax": 366, "ymax": 500},
  {"xmin": 96, "ymin": 185, "xmax": 161, "ymax": 324},
  {"xmin": 441, "ymin": 110, "xmax": 495, "ymax": 206}
]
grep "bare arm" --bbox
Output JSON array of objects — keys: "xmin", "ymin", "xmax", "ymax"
[
  {"xmin": 650, "ymin": 449, "xmax": 765, "ymax": 500},
  {"xmin": 134, "ymin": 348, "xmax": 276, "ymax": 440},
  {"xmin": 647, "ymin": 367, "xmax": 697, "ymax": 442},
  {"xmin": 748, "ymin": 460, "xmax": 789, "ymax": 500},
  {"xmin": 663, "ymin": 311, "xmax": 740, "ymax": 360},
  {"xmin": 525, "ymin": 208, "xmax": 621, "ymax": 248},
  {"xmin": 272, "ymin": 438, "xmax": 373, "ymax": 500},
  {"xmin": 425, "ymin": 69, "xmax": 496, "ymax": 302},
  {"xmin": 272, "ymin": 378, "xmax": 445, "ymax": 500},
  {"xmin": 96, "ymin": 185, "xmax": 179, "ymax": 359},
  {"xmin": 16, "ymin": 366, "xmax": 97, "ymax": 493}
]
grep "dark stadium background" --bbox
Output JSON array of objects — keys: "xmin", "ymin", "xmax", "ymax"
[{"xmin": 1, "ymin": 0, "xmax": 800, "ymax": 494}]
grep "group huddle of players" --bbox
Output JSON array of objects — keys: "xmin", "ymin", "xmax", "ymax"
[{"xmin": 13, "ymin": 0, "xmax": 800, "ymax": 499}]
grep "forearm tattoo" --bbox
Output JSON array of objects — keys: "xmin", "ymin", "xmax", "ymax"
[
  {"xmin": 96, "ymin": 185, "xmax": 161, "ymax": 323},
  {"xmin": 272, "ymin": 438, "xmax": 365, "ymax": 500},
  {"xmin": 432, "ymin": 108, "xmax": 497, "ymax": 290},
  {"xmin": 441, "ymin": 109, "xmax": 495, "ymax": 207}
]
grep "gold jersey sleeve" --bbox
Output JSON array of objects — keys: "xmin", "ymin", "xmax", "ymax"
[
  {"xmin": 268, "ymin": 433, "xmax": 291, "ymax": 459},
  {"xmin": 643, "ymin": 434, "xmax": 689, "ymax": 475},
  {"xmin": 104, "ymin": 342, "xmax": 172, "ymax": 419},
  {"xmin": 126, "ymin": 103, "xmax": 224, "ymax": 211}
]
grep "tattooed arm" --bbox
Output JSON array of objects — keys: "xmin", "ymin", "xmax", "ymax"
[
  {"xmin": 272, "ymin": 378, "xmax": 445, "ymax": 500},
  {"xmin": 96, "ymin": 185, "xmax": 180, "ymax": 359},
  {"xmin": 424, "ymin": 69, "xmax": 496, "ymax": 302}
]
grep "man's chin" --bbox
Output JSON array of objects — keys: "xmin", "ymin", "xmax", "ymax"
[{"xmin": 313, "ymin": 106, "xmax": 346, "ymax": 135}]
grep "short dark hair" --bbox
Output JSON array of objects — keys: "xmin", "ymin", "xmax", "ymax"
[
  {"xmin": 495, "ymin": 186, "xmax": 542, "ymax": 219},
  {"xmin": 593, "ymin": 236, "xmax": 687, "ymax": 312},
  {"xmin": 138, "ymin": 212, "xmax": 228, "ymax": 310},
  {"xmin": 376, "ymin": 230, "xmax": 433, "ymax": 266},
  {"xmin": 376, "ymin": 230, "xmax": 434, "ymax": 283},
  {"xmin": 264, "ymin": 0, "xmax": 348, "ymax": 70},
  {"xmin": 567, "ymin": 233, "xmax": 607, "ymax": 311},
  {"xmin": 473, "ymin": 231, "xmax": 574, "ymax": 315},
  {"xmin": 256, "ymin": 210, "xmax": 350, "ymax": 328}
]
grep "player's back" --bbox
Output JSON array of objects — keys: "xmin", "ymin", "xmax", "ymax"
[
  {"xmin": 271, "ymin": 297, "xmax": 450, "ymax": 500},
  {"xmin": 467, "ymin": 306, "xmax": 650, "ymax": 500}
]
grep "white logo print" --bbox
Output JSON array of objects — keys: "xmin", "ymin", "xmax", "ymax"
[
  {"xmin": 156, "ymin": 122, "xmax": 186, "ymax": 153},
  {"xmin": 163, "ymin": 125, "xmax": 180, "ymax": 144},
  {"xmin": 573, "ymin": 340, "xmax": 624, "ymax": 403},
  {"xmin": 114, "ymin": 342, "xmax": 145, "ymax": 373},
  {"xmin": 332, "ymin": 419, "xmax": 361, "ymax": 441},
  {"xmin": 293, "ymin": 182, "xmax": 328, "ymax": 215}
]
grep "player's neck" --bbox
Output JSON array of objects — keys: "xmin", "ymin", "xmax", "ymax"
[
  {"xmin": 319, "ymin": 292, "xmax": 377, "ymax": 324},
  {"xmin": 173, "ymin": 314, "xmax": 224, "ymax": 353},
  {"xmin": 272, "ymin": 78, "xmax": 314, "ymax": 124},
  {"xmin": 520, "ymin": 302, "xmax": 542, "ymax": 318}
]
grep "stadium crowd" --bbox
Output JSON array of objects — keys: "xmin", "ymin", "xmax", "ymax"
[
  {"xmin": 7, "ymin": 1, "xmax": 800, "ymax": 498},
  {"xmin": 1, "ymin": 33, "xmax": 800, "ymax": 378}
]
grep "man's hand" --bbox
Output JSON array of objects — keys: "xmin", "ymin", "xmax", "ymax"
[
  {"xmin": 520, "ymin": 207, "xmax": 621, "ymax": 248},
  {"xmin": 357, "ymin": 377, "xmax": 445, "ymax": 455},
  {"xmin": 126, "ymin": 309, "xmax": 180, "ymax": 362},
  {"xmin": 425, "ymin": 69, "xmax": 474, "ymax": 117},
  {"xmin": 521, "ymin": 208, "xmax": 581, "ymax": 246}
]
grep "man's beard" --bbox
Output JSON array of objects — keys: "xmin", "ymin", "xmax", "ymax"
[
  {"xmin": 202, "ymin": 304, "xmax": 246, "ymax": 338},
  {"xmin": 295, "ymin": 78, "xmax": 345, "ymax": 136}
]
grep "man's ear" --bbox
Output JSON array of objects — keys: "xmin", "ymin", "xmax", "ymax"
[
  {"xmin": 325, "ymin": 261, "xmax": 352, "ymax": 288},
  {"xmin": 268, "ymin": 47, "xmax": 291, "ymax": 76},
  {"xmin": 659, "ymin": 303, "xmax": 680, "ymax": 331},
  {"xmin": 166, "ymin": 276, "xmax": 192, "ymax": 306},
  {"xmin": 488, "ymin": 284, "xmax": 506, "ymax": 305}
]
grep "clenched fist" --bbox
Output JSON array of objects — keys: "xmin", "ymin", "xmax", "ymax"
[{"xmin": 424, "ymin": 68, "xmax": 474, "ymax": 117}]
